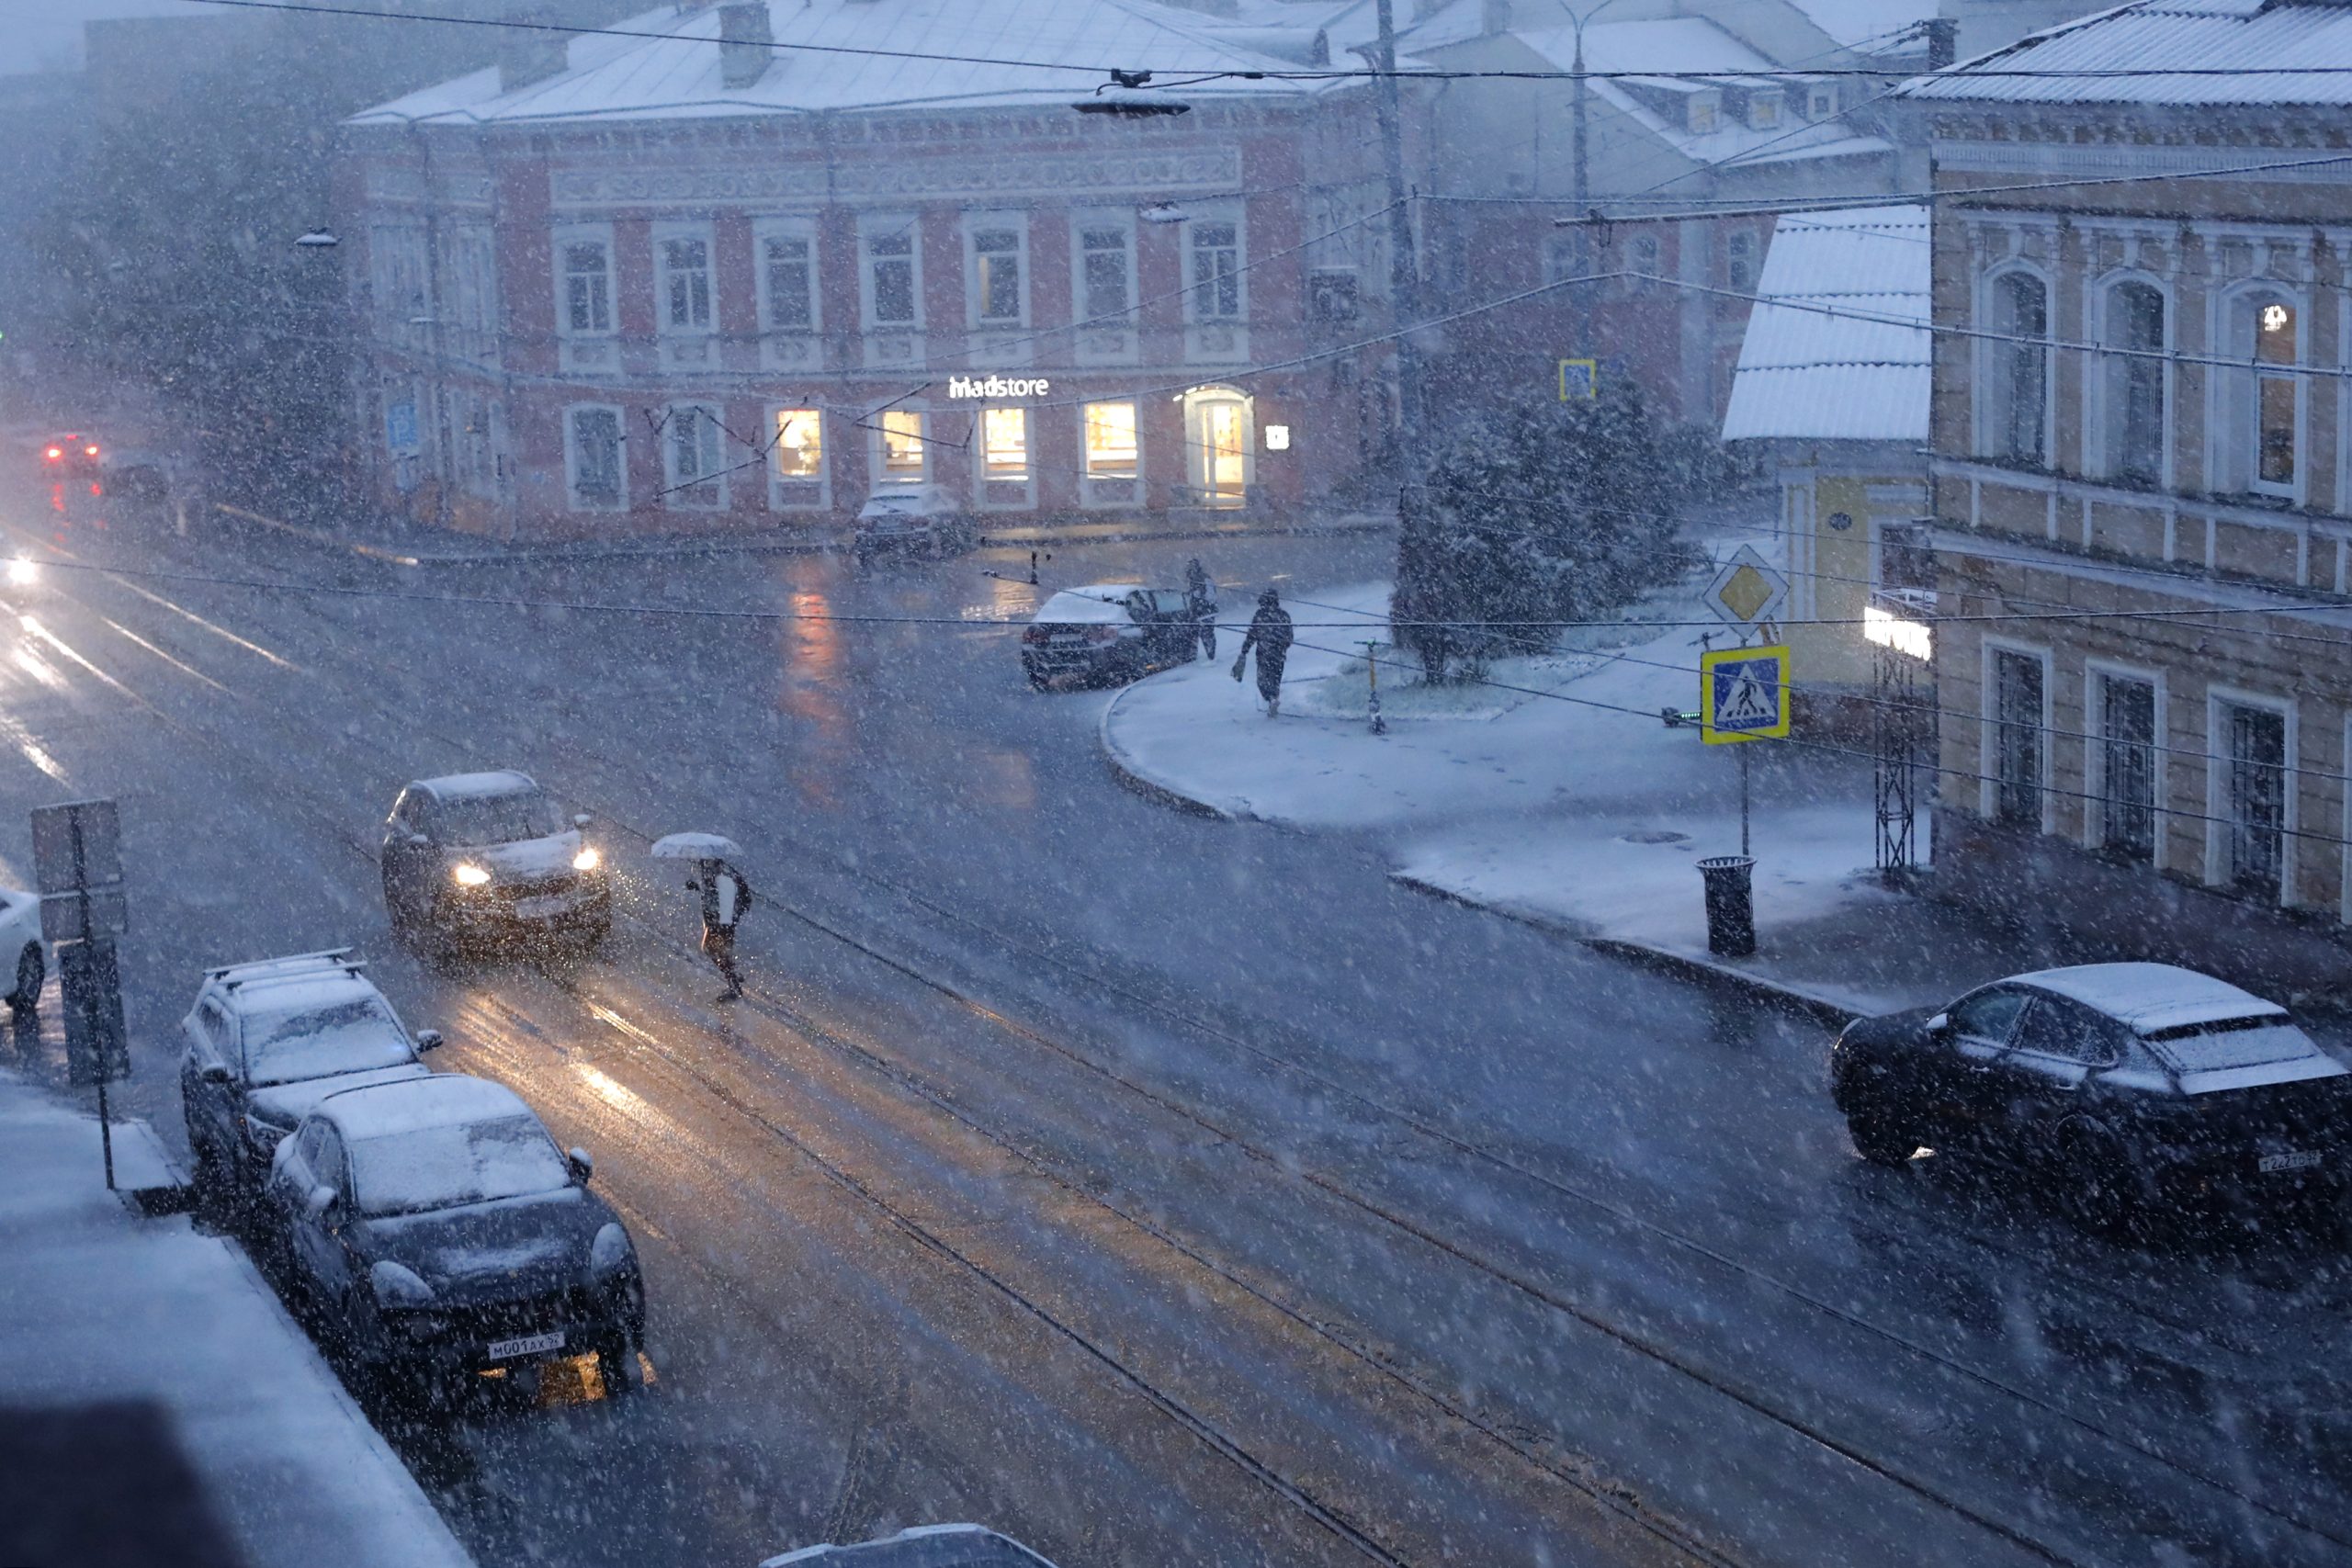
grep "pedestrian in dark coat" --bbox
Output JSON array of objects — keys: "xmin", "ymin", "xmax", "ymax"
[
  {"xmin": 1183, "ymin": 557, "xmax": 1217, "ymax": 660},
  {"xmin": 687, "ymin": 858, "xmax": 753, "ymax": 1001},
  {"xmin": 1231, "ymin": 588, "xmax": 1294, "ymax": 716}
]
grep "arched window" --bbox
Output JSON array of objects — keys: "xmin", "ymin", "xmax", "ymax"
[
  {"xmin": 2102, "ymin": 280, "xmax": 2165, "ymax": 484},
  {"xmin": 1984, "ymin": 270, "xmax": 2049, "ymax": 465},
  {"xmin": 2254, "ymin": 295, "xmax": 2298, "ymax": 492}
]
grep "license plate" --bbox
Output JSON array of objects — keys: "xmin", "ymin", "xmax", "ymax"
[
  {"xmin": 486, "ymin": 1330, "xmax": 564, "ymax": 1361},
  {"xmin": 513, "ymin": 894, "xmax": 571, "ymax": 919},
  {"xmin": 2260, "ymin": 1149, "xmax": 2323, "ymax": 1174}
]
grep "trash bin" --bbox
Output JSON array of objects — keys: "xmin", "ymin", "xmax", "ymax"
[{"xmin": 1696, "ymin": 855, "xmax": 1756, "ymax": 958}]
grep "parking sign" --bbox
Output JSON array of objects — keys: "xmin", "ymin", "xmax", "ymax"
[{"xmin": 1701, "ymin": 645, "xmax": 1792, "ymax": 744}]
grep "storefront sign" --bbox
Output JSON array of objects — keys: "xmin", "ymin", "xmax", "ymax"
[{"xmin": 947, "ymin": 375, "xmax": 1052, "ymax": 400}]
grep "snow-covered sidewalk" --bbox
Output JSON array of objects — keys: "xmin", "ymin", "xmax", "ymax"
[
  {"xmin": 0, "ymin": 1070, "xmax": 474, "ymax": 1568},
  {"xmin": 1105, "ymin": 576, "xmax": 2041, "ymax": 1020}
]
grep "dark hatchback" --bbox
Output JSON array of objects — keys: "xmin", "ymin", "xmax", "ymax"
[
  {"xmin": 1019, "ymin": 583, "xmax": 1199, "ymax": 689},
  {"xmin": 1829, "ymin": 962, "xmax": 2351, "ymax": 1229},
  {"xmin": 380, "ymin": 770, "xmax": 611, "ymax": 953},
  {"xmin": 263, "ymin": 1074, "xmax": 646, "ymax": 1402}
]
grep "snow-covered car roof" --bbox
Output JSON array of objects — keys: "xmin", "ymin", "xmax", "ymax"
[
  {"xmin": 417, "ymin": 769, "xmax": 538, "ymax": 800},
  {"xmin": 2012, "ymin": 963, "xmax": 2288, "ymax": 1035},
  {"xmin": 1032, "ymin": 586, "xmax": 1141, "ymax": 625},
  {"xmin": 319, "ymin": 1074, "xmax": 535, "ymax": 1141},
  {"xmin": 856, "ymin": 483, "xmax": 956, "ymax": 519},
  {"xmin": 220, "ymin": 972, "xmax": 384, "ymax": 1020}
]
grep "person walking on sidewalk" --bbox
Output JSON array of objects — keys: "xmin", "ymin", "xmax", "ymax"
[
  {"xmin": 1183, "ymin": 557, "xmax": 1218, "ymax": 661},
  {"xmin": 1231, "ymin": 587, "xmax": 1294, "ymax": 717},
  {"xmin": 687, "ymin": 857, "xmax": 754, "ymax": 1001}
]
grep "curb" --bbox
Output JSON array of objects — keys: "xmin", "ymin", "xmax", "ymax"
[
  {"xmin": 1097, "ymin": 682, "xmax": 1243, "ymax": 821},
  {"xmin": 214, "ymin": 503, "xmax": 831, "ymax": 568}
]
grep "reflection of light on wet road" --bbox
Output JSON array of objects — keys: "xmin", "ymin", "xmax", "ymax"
[
  {"xmin": 96, "ymin": 615, "xmax": 229, "ymax": 692},
  {"xmin": 574, "ymin": 1062, "xmax": 663, "ymax": 1128},
  {"xmin": 20, "ymin": 617, "xmax": 138, "ymax": 700},
  {"xmin": 0, "ymin": 710, "xmax": 68, "ymax": 782},
  {"xmin": 12, "ymin": 646, "xmax": 66, "ymax": 693},
  {"xmin": 103, "ymin": 576, "xmax": 304, "ymax": 671},
  {"xmin": 777, "ymin": 570, "xmax": 847, "ymax": 809},
  {"xmin": 972, "ymin": 749, "xmax": 1035, "ymax": 810},
  {"xmin": 966, "ymin": 573, "xmax": 1039, "ymax": 623}
]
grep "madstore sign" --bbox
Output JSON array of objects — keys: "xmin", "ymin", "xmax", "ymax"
[{"xmin": 947, "ymin": 375, "xmax": 1052, "ymax": 400}]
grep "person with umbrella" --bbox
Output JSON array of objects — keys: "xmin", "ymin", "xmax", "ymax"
[
  {"xmin": 1231, "ymin": 587, "xmax": 1293, "ymax": 717},
  {"xmin": 652, "ymin": 834, "xmax": 755, "ymax": 1002}
]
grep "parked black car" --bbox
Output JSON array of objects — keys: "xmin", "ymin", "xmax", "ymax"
[
  {"xmin": 178, "ymin": 949, "xmax": 442, "ymax": 1202},
  {"xmin": 1019, "ymin": 583, "xmax": 1198, "ymax": 689},
  {"xmin": 380, "ymin": 771, "xmax": 610, "ymax": 952},
  {"xmin": 262, "ymin": 1074, "xmax": 646, "ymax": 1401},
  {"xmin": 1829, "ymin": 962, "xmax": 2351, "ymax": 1227}
]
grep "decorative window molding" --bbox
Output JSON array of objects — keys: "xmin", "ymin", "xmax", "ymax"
[{"xmin": 563, "ymin": 403, "xmax": 627, "ymax": 512}]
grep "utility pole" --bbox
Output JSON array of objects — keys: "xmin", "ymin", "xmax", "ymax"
[
  {"xmin": 1372, "ymin": 0, "xmax": 1440, "ymax": 670},
  {"xmin": 1567, "ymin": 1, "xmax": 1623, "ymax": 276}
]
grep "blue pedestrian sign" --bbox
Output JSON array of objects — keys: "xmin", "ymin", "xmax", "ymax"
[{"xmin": 1700, "ymin": 644, "xmax": 1791, "ymax": 744}]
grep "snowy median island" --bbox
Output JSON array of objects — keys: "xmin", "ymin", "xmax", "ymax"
[{"xmin": 1101, "ymin": 574, "xmax": 1960, "ymax": 1018}]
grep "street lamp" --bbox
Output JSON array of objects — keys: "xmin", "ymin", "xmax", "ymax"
[
  {"xmin": 1138, "ymin": 202, "xmax": 1192, "ymax": 225},
  {"xmin": 1565, "ymin": 0, "xmax": 1628, "ymax": 274},
  {"xmin": 1073, "ymin": 69, "xmax": 1191, "ymax": 118},
  {"xmin": 292, "ymin": 230, "xmax": 340, "ymax": 249}
]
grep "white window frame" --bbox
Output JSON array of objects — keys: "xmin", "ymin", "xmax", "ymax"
[
  {"xmin": 967, "ymin": 211, "xmax": 1030, "ymax": 330},
  {"xmin": 652, "ymin": 221, "xmax": 716, "ymax": 338},
  {"xmin": 1980, "ymin": 637, "xmax": 2053, "ymax": 835},
  {"xmin": 859, "ymin": 214, "xmax": 923, "ymax": 332},
  {"xmin": 562, "ymin": 402, "xmax": 628, "ymax": 513},
  {"xmin": 1071, "ymin": 211, "xmax": 1136, "ymax": 326},
  {"xmin": 1975, "ymin": 261, "xmax": 2053, "ymax": 467},
  {"xmin": 2085, "ymin": 270, "xmax": 2171, "ymax": 488},
  {"xmin": 661, "ymin": 401, "xmax": 728, "ymax": 511},
  {"xmin": 1080, "ymin": 398, "xmax": 1142, "ymax": 508},
  {"xmin": 550, "ymin": 220, "xmax": 616, "ymax": 341},
  {"xmin": 2204, "ymin": 685, "xmax": 2298, "ymax": 905},
  {"xmin": 870, "ymin": 407, "xmax": 931, "ymax": 486},
  {"xmin": 752, "ymin": 216, "xmax": 820, "ymax": 336},
  {"xmin": 973, "ymin": 404, "xmax": 1036, "ymax": 510},
  {"xmin": 1184, "ymin": 205, "xmax": 1246, "ymax": 325},
  {"xmin": 767, "ymin": 404, "xmax": 828, "ymax": 513},
  {"xmin": 2083, "ymin": 659, "xmax": 2166, "ymax": 868},
  {"xmin": 2213, "ymin": 283, "xmax": 2308, "ymax": 503}
]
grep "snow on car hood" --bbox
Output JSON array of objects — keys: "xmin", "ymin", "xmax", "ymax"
[
  {"xmin": 472, "ymin": 830, "xmax": 582, "ymax": 882},
  {"xmin": 365, "ymin": 1187, "xmax": 610, "ymax": 1297},
  {"xmin": 246, "ymin": 1062, "xmax": 430, "ymax": 1127}
]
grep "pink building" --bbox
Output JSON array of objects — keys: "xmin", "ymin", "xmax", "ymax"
[{"xmin": 338, "ymin": 0, "xmax": 1393, "ymax": 540}]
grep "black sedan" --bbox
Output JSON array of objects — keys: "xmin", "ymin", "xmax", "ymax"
[
  {"xmin": 1829, "ymin": 963, "xmax": 2350, "ymax": 1227},
  {"xmin": 262, "ymin": 1074, "xmax": 646, "ymax": 1403},
  {"xmin": 1019, "ymin": 583, "xmax": 1199, "ymax": 689}
]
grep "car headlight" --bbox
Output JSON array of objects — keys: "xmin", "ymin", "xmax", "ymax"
[
  {"xmin": 589, "ymin": 1222, "xmax": 635, "ymax": 1278},
  {"xmin": 6, "ymin": 559, "xmax": 36, "ymax": 586},
  {"xmin": 452, "ymin": 863, "xmax": 491, "ymax": 886},
  {"xmin": 572, "ymin": 847, "xmax": 601, "ymax": 872},
  {"xmin": 370, "ymin": 1260, "xmax": 435, "ymax": 1308},
  {"xmin": 243, "ymin": 1113, "xmax": 290, "ymax": 1151}
]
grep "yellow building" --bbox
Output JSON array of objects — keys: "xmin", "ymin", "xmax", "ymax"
[{"xmin": 1721, "ymin": 205, "xmax": 1931, "ymax": 733}]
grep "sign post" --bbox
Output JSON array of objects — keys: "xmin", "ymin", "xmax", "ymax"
[
  {"xmin": 32, "ymin": 799, "xmax": 130, "ymax": 1189},
  {"xmin": 1700, "ymin": 644, "xmax": 1793, "ymax": 856}
]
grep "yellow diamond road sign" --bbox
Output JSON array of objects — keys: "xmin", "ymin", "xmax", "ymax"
[
  {"xmin": 1701, "ymin": 644, "xmax": 1792, "ymax": 744},
  {"xmin": 1703, "ymin": 544, "xmax": 1790, "ymax": 628}
]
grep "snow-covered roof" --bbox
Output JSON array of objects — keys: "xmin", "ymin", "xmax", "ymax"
[
  {"xmin": 323, "ymin": 1074, "xmax": 536, "ymax": 1141},
  {"xmin": 228, "ymin": 973, "xmax": 382, "ymax": 1021},
  {"xmin": 1513, "ymin": 17, "xmax": 1894, "ymax": 172},
  {"xmin": 2015, "ymin": 962, "xmax": 2288, "ymax": 1034},
  {"xmin": 352, "ymin": 0, "xmax": 1350, "ymax": 128},
  {"xmin": 1788, "ymin": 0, "xmax": 1938, "ymax": 55},
  {"xmin": 1721, "ymin": 204, "xmax": 1929, "ymax": 444},
  {"xmin": 1035, "ymin": 584, "xmax": 1142, "ymax": 623},
  {"xmin": 1899, "ymin": 0, "xmax": 2352, "ymax": 107},
  {"xmin": 419, "ymin": 769, "xmax": 537, "ymax": 799}
]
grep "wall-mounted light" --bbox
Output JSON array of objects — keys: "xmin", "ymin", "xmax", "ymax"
[{"xmin": 1264, "ymin": 424, "xmax": 1292, "ymax": 451}]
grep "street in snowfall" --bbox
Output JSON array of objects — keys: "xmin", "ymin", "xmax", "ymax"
[{"xmin": 10, "ymin": 1, "xmax": 2352, "ymax": 1567}]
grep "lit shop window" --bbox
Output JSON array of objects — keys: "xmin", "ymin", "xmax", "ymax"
[
  {"xmin": 774, "ymin": 409, "xmax": 822, "ymax": 480},
  {"xmin": 1083, "ymin": 400, "xmax": 1139, "ymax": 480},
  {"xmin": 879, "ymin": 410, "xmax": 927, "ymax": 480},
  {"xmin": 981, "ymin": 407, "xmax": 1031, "ymax": 483}
]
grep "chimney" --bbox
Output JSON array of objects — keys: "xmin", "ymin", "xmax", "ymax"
[
  {"xmin": 498, "ymin": 14, "xmax": 568, "ymax": 94},
  {"xmin": 1481, "ymin": 0, "xmax": 1511, "ymax": 35},
  {"xmin": 719, "ymin": 3, "xmax": 773, "ymax": 90},
  {"xmin": 1924, "ymin": 17, "xmax": 1958, "ymax": 72}
]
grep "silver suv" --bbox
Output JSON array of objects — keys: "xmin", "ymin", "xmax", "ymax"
[{"xmin": 178, "ymin": 949, "xmax": 441, "ymax": 1201}]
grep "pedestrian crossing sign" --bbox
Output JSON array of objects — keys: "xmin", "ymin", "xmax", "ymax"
[{"xmin": 1700, "ymin": 645, "xmax": 1791, "ymax": 744}]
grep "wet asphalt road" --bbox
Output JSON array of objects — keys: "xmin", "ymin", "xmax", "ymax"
[{"xmin": 1, "ymin": 479, "xmax": 2348, "ymax": 1568}]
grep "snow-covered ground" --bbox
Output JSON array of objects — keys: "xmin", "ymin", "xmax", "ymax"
[
  {"xmin": 0, "ymin": 1071, "xmax": 475, "ymax": 1568},
  {"xmin": 1105, "ymin": 568, "xmax": 1947, "ymax": 1015}
]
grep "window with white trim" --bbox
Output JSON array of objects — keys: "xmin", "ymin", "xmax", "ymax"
[
  {"xmin": 757, "ymin": 223, "xmax": 817, "ymax": 333},
  {"xmin": 1078, "ymin": 222, "xmax": 1133, "ymax": 321},
  {"xmin": 2093, "ymin": 671, "xmax": 2157, "ymax": 863},
  {"xmin": 969, "ymin": 217, "xmax": 1027, "ymax": 327},
  {"xmin": 1984, "ymin": 269, "xmax": 2049, "ymax": 465},
  {"xmin": 876, "ymin": 410, "xmax": 927, "ymax": 482},
  {"xmin": 564, "ymin": 405, "xmax": 625, "ymax": 510},
  {"xmin": 1725, "ymin": 231, "xmax": 1757, "ymax": 292},
  {"xmin": 1188, "ymin": 218, "xmax": 1243, "ymax": 321},
  {"xmin": 2241, "ymin": 293, "xmax": 2301, "ymax": 495},
  {"xmin": 771, "ymin": 407, "xmax": 824, "ymax": 509},
  {"xmin": 656, "ymin": 231, "xmax": 714, "ymax": 333},
  {"xmin": 559, "ymin": 235, "xmax": 614, "ymax": 336},
  {"xmin": 863, "ymin": 220, "xmax": 920, "ymax": 329},
  {"xmin": 1991, "ymin": 647, "xmax": 2046, "ymax": 828},
  {"xmin": 1083, "ymin": 400, "xmax": 1138, "ymax": 481},
  {"xmin": 2219, "ymin": 697, "xmax": 2289, "ymax": 898},
  {"xmin": 980, "ymin": 407, "xmax": 1031, "ymax": 484},
  {"xmin": 662, "ymin": 403, "xmax": 726, "ymax": 509},
  {"xmin": 2101, "ymin": 280, "xmax": 2165, "ymax": 485}
]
